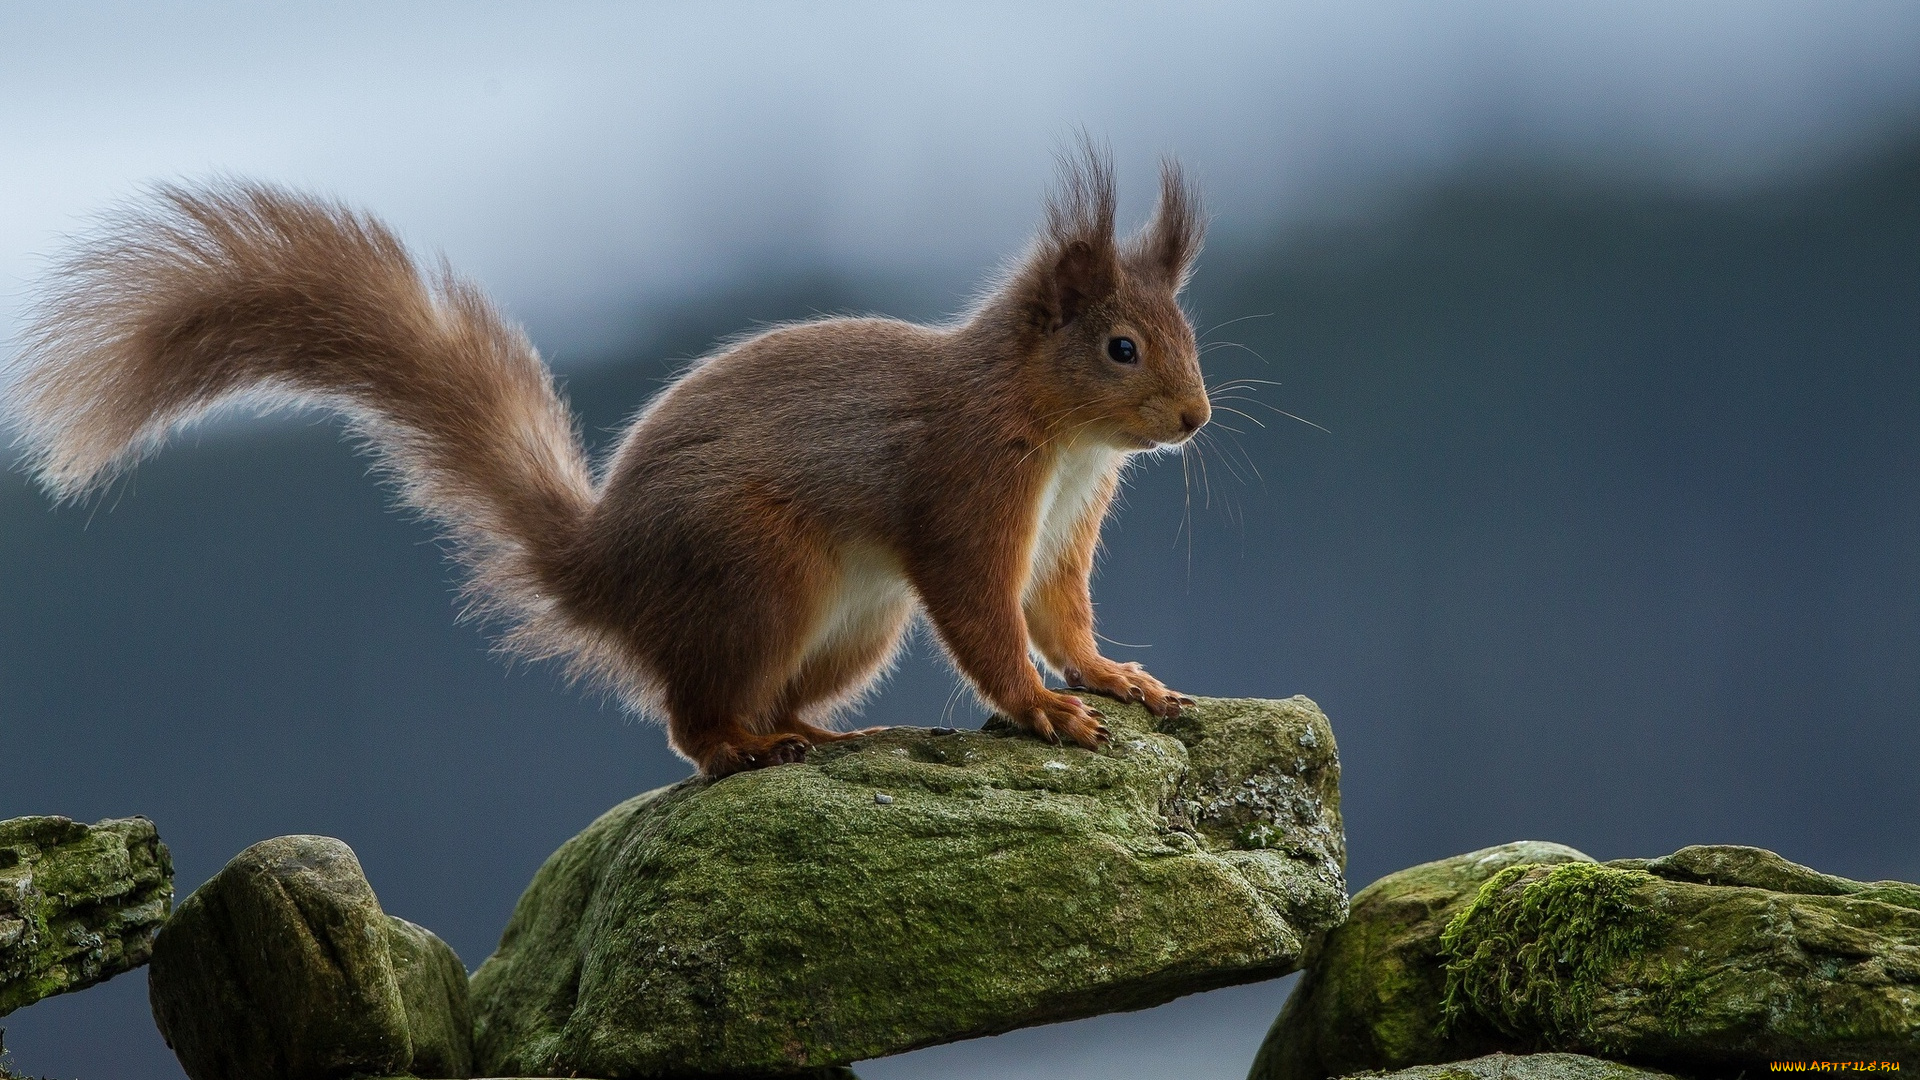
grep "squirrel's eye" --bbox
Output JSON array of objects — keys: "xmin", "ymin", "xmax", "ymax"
[{"xmin": 1106, "ymin": 336, "xmax": 1139, "ymax": 364}]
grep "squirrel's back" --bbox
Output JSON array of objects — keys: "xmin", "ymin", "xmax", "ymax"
[{"xmin": 601, "ymin": 315, "xmax": 1000, "ymax": 535}]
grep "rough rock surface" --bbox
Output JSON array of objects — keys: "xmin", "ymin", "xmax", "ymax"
[
  {"xmin": 1251, "ymin": 841, "xmax": 1593, "ymax": 1080},
  {"xmin": 1441, "ymin": 845, "xmax": 1920, "ymax": 1070},
  {"xmin": 0, "ymin": 815, "xmax": 173, "ymax": 1016},
  {"xmin": 386, "ymin": 916, "xmax": 478, "ymax": 1078},
  {"xmin": 148, "ymin": 835, "xmax": 473, "ymax": 1080},
  {"xmin": 1334, "ymin": 1052, "xmax": 1678, "ymax": 1080},
  {"xmin": 471, "ymin": 696, "xmax": 1346, "ymax": 1078},
  {"xmin": 1256, "ymin": 842, "xmax": 1920, "ymax": 1078}
]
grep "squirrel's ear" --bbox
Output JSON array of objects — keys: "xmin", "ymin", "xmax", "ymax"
[
  {"xmin": 1129, "ymin": 159, "xmax": 1204, "ymax": 290},
  {"xmin": 1048, "ymin": 238, "xmax": 1118, "ymax": 329},
  {"xmin": 1037, "ymin": 138, "xmax": 1121, "ymax": 330}
]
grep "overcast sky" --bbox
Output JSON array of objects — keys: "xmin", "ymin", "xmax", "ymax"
[{"xmin": 6, "ymin": 1, "xmax": 1920, "ymax": 359}]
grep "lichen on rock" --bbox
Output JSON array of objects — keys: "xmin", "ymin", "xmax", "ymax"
[
  {"xmin": 471, "ymin": 695, "xmax": 1346, "ymax": 1078},
  {"xmin": 0, "ymin": 815, "xmax": 173, "ymax": 1017}
]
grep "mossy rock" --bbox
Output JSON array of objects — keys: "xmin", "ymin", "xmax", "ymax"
[
  {"xmin": 1334, "ymin": 1051, "xmax": 1679, "ymax": 1080},
  {"xmin": 1257, "ymin": 842, "xmax": 1920, "ymax": 1078},
  {"xmin": 471, "ymin": 696, "xmax": 1346, "ymax": 1077},
  {"xmin": 148, "ymin": 835, "xmax": 473, "ymax": 1080},
  {"xmin": 1250, "ymin": 841, "xmax": 1594, "ymax": 1080},
  {"xmin": 1439, "ymin": 846, "xmax": 1920, "ymax": 1070},
  {"xmin": 0, "ymin": 815, "xmax": 173, "ymax": 1017}
]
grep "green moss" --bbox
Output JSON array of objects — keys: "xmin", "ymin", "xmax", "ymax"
[
  {"xmin": 0, "ymin": 817, "xmax": 172, "ymax": 1018},
  {"xmin": 1269, "ymin": 842, "xmax": 1920, "ymax": 1077},
  {"xmin": 1438, "ymin": 862, "xmax": 1665, "ymax": 1048},
  {"xmin": 1643, "ymin": 963, "xmax": 1710, "ymax": 1038}
]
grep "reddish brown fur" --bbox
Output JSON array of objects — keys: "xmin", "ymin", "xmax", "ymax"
[{"xmin": 6, "ymin": 146, "xmax": 1211, "ymax": 777}]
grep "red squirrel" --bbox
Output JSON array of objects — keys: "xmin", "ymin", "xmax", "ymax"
[{"xmin": 7, "ymin": 146, "xmax": 1210, "ymax": 777}]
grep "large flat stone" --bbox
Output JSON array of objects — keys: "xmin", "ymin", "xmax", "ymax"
[
  {"xmin": 0, "ymin": 815, "xmax": 172, "ymax": 1017},
  {"xmin": 472, "ymin": 696, "xmax": 1346, "ymax": 1077}
]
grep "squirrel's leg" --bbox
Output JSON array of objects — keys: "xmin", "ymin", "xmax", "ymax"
[
  {"xmin": 906, "ymin": 506, "xmax": 1109, "ymax": 751},
  {"xmin": 767, "ymin": 596, "xmax": 914, "ymax": 743},
  {"xmin": 1024, "ymin": 479, "xmax": 1193, "ymax": 719},
  {"xmin": 641, "ymin": 514, "xmax": 833, "ymax": 777}
]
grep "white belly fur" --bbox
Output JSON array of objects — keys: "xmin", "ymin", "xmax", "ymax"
[
  {"xmin": 1026, "ymin": 441, "xmax": 1121, "ymax": 600},
  {"xmin": 801, "ymin": 541, "xmax": 915, "ymax": 663},
  {"xmin": 799, "ymin": 442, "xmax": 1118, "ymax": 665}
]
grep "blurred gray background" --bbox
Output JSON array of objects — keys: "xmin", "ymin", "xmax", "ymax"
[{"xmin": 4, "ymin": 3, "xmax": 1919, "ymax": 1077}]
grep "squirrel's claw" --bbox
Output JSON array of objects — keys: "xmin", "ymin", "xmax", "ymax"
[{"xmin": 1019, "ymin": 691, "xmax": 1107, "ymax": 752}]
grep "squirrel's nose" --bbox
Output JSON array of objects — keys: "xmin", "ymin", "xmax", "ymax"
[{"xmin": 1179, "ymin": 404, "xmax": 1209, "ymax": 435}]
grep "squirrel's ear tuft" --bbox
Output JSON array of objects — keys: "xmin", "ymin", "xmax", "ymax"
[
  {"xmin": 1036, "ymin": 137, "xmax": 1120, "ymax": 329},
  {"xmin": 1128, "ymin": 159, "xmax": 1204, "ymax": 290}
]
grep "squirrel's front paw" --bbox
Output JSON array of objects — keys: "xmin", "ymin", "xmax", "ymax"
[
  {"xmin": 1015, "ymin": 690, "xmax": 1110, "ymax": 750},
  {"xmin": 1063, "ymin": 660, "xmax": 1196, "ymax": 718}
]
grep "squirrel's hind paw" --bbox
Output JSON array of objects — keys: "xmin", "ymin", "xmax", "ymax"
[{"xmin": 702, "ymin": 733, "xmax": 811, "ymax": 777}]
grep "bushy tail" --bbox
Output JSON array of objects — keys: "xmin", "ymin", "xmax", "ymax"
[{"xmin": 6, "ymin": 181, "xmax": 596, "ymax": 633}]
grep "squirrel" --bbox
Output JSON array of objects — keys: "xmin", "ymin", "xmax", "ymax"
[{"xmin": 5, "ymin": 145, "xmax": 1211, "ymax": 777}]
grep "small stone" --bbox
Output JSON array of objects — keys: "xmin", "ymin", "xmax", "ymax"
[
  {"xmin": 928, "ymin": 727, "xmax": 957, "ymax": 736},
  {"xmin": 147, "ymin": 835, "xmax": 473, "ymax": 1080},
  {"xmin": 0, "ymin": 815, "xmax": 173, "ymax": 1017},
  {"xmin": 873, "ymin": 793, "xmax": 895, "ymax": 805}
]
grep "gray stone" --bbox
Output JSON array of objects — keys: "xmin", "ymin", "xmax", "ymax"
[
  {"xmin": 148, "ymin": 834, "xmax": 473, "ymax": 1080},
  {"xmin": 471, "ymin": 696, "xmax": 1346, "ymax": 1078},
  {"xmin": 0, "ymin": 815, "xmax": 173, "ymax": 1016},
  {"xmin": 1251, "ymin": 841, "xmax": 1593, "ymax": 1080},
  {"xmin": 1334, "ymin": 1052, "xmax": 1679, "ymax": 1080}
]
